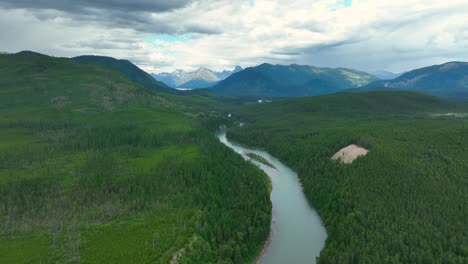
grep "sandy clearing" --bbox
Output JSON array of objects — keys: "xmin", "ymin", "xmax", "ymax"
[{"xmin": 332, "ymin": 144, "xmax": 368, "ymax": 164}]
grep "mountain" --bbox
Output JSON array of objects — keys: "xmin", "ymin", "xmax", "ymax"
[
  {"xmin": 177, "ymin": 67, "xmax": 220, "ymax": 88},
  {"xmin": 152, "ymin": 66, "xmax": 243, "ymax": 89},
  {"xmin": 370, "ymin": 70, "xmax": 403, "ymax": 80},
  {"xmin": 211, "ymin": 63, "xmax": 378, "ymax": 97},
  {"xmin": 215, "ymin": 65, "xmax": 243, "ymax": 79},
  {"xmin": 363, "ymin": 61, "xmax": 468, "ymax": 99},
  {"xmin": 2, "ymin": 52, "xmax": 176, "ymax": 112},
  {"xmin": 73, "ymin": 55, "xmax": 176, "ymax": 94}
]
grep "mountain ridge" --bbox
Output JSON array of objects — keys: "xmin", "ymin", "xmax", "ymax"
[
  {"xmin": 362, "ymin": 61, "xmax": 468, "ymax": 99},
  {"xmin": 211, "ymin": 63, "xmax": 379, "ymax": 97},
  {"xmin": 152, "ymin": 65, "xmax": 243, "ymax": 89}
]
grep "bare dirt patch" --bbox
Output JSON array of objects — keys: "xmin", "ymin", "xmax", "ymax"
[{"xmin": 332, "ymin": 144, "xmax": 368, "ymax": 164}]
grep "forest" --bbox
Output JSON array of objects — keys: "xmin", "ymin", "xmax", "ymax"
[
  {"xmin": 0, "ymin": 52, "xmax": 271, "ymax": 263},
  {"xmin": 2, "ymin": 52, "xmax": 467, "ymax": 264},
  {"xmin": 227, "ymin": 91, "xmax": 468, "ymax": 264}
]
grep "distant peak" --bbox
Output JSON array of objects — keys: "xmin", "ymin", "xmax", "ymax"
[
  {"xmin": 16, "ymin": 50, "xmax": 46, "ymax": 57},
  {"xmin": 258, "ymin": 63, "xmax": 273, "ymax": 67}
]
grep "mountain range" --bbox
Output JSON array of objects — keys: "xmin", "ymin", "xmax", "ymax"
[
  {"xmin": 362, "ymin": 61, "xmax": 468, "ymax": 99},
  {"xmin": 152, "ymin": 66, "xmax": 243, "ymax": 89},
  {"xmin": 70, "ymin": 54, "xmax": 468, "ymax": 100},
  {"xmin": 211, "ymin": 63, "xmax": 378, "ymax": 97}
]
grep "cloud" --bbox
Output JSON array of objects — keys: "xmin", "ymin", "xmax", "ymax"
[
  {"xmin": 0, "ymin": 0, "xmax": 467, "ymax": 73},
  {"xmin": 0, "ymin": 0, "xmax": 219, "ymax": 35},
  {"xmin": 0, "ymin": 0, "xmax": 191, "ymax": 13}
]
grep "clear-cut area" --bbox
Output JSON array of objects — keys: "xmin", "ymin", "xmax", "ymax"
[{"xmin": 332, "ymin": 144, "xmax": 368, "ymax": 164}]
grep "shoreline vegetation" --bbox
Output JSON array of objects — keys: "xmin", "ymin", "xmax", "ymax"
[
  {"xmin": 220, "ymin": 132, "xmax": 326, "ymax": 264},
  {"xmin": 246, "ymin": 152, "xmax": 276, "ymax": 169},
  {"xmin": 228, "ymin": 91, "xmax": 468, "ymax": 263}
]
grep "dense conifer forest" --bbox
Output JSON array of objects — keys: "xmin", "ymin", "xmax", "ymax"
[
  {"xmin": 0, "ymin": 53, "xmax": 271, "ymax": 263},
  {"xmin": 2, "ymin": 52, "xmax": 467, "ymax": 264},
  {"xmin": 228, "ymin": 92, "xmax": 468, "ymax": 264}
]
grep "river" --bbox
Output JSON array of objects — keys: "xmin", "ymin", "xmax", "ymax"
[{"xmin": 218, "ymin": 132, "xmax": 327, "ymax": 264}]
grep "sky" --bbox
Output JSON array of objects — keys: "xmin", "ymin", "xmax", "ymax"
[{"xmin": 0, "ymin": 0, "xmax": 467, "ymax": 73}]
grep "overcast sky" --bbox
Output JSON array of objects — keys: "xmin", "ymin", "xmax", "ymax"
[{"xmin": 0, "ymin": 0, "xmax": 467, "ymax": 73}]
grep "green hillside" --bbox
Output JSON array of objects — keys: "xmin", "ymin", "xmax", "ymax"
[
  {"xmin": 227, "ymin": 91, "xmax": 468, "ymax": 263},
  {"xmin": 73, "ymin": 55, "xmax": 177, "ymax": 94},
  {"xmin": 212, "ymin": 63, "xmax": 378, "ymax": 97},
  {"xmin": 0, "ymin": 52, "xmax": 271, "ymax": 263}
]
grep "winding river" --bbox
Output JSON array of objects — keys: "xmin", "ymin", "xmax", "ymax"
[{"xmin": 218, "ymin": 132, "xmax": 327, "ymax": 264}]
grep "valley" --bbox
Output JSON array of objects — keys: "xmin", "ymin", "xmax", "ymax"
[
  {"xmin": 218, "ymin": 132, "xmax": 327, "ymax": 264},
  {"xmin": 0, "ymin": 52, "xmax": 467, "ymax": 264},
  {"xmin": 2, "ymin": 1, "xmax": 467, "ymax": 263}
]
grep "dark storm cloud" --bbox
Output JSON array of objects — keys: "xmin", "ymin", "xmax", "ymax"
[
  {"xmin": 0, "ymin": 0, "xmax": 191, "ymax": 13},
  {"xmin": 0, "ymin": 0, "xmax": 220, "ymax": 35}
]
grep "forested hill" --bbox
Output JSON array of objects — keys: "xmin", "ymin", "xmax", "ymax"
[
  {"xmin": 74, "ymin": 55, "xmax": 177, "ymax": 94},
  {"xmin": 0, "ymin": 52, "xmax": 271, "ymax": 263},
  {"xmin": 212, "ymin": 63, "xmax": 378, "ymax": 97},
  {"xmin": 1, "ymin": 52, "xmax": 168, "ymax": 112},
  {"xmin": 228, "ymin": 91, "xmax": 468, "ymax": 263},
  {"xmin": 242, "ymin": 91, "xmax": 458, "ymax": 117},
  {"xmin": 362, "ymin": 61, "xmax": 468, "ymax": 99}
]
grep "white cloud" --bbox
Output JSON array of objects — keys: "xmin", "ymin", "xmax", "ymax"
[{"xmin": 0, "ymin": 0, "xmax": 467, "ymax": 73}]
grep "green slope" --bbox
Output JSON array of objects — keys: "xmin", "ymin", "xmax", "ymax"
[
  {"xmin": 0, "ymin": 52, "xmax": 271, "ymax": 263},
  {"xmin": 212, "ymin": 63, "xmax": 378, "ymax": 97},
  {"xmin": 227, "ymin": 91, "xmax": 468, "ymax": 263},
  {"xmin": 73, "ymin": 55, "xmax": 177, "ymax": 94}
]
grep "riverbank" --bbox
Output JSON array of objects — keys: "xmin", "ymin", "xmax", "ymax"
[{"xmin": 218, "ymin": 132, "xmax": 327, "ymax": 264}]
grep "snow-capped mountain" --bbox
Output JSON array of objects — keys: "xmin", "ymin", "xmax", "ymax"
[
  {"xmin": 215, "ymin": 66, "xmax": 243, "ymax": 80},
  {"xmin": 152, "ymin": 66, "xmax": 243, "ymax": 89}
]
